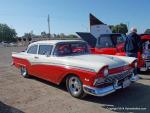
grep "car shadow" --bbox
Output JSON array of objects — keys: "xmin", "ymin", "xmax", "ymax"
[
  {"xmin": 83, "ymin": 82, "xmax": 150, "ymax": 113},
  {"xmin": 0, "ymin": 101, "xmax": 24, "ymax": 113},
  {"xmin": 28, "ymin": 76, "xmax": 67, "ymax": 91},
  {"xmin": 29, "ymin": 76, "xmax": 150, "ymax": 113}
]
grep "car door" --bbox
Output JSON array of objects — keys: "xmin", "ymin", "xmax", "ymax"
[
  {"xmin": 35, "ymin": 44, "xmax": 64, "ymax": 84},
  {"xmin": 95, "ymin": 35, "xmax": 117, "ymax": 55},
  {"xmin": 26, "ymin": 44, "xmax": 39, "ymax": 76}
]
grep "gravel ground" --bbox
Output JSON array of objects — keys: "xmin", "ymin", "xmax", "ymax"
[{"xmin": 0, "ymin": 46, "xmax": 150, "ymax": 113}]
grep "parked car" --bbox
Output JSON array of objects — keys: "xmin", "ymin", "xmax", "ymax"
[
  {"xmin": 140, "ymin": 34, "xmax": 150, "ymax": 71},
  {"xmin": 78, "ymin": 33, "xmax": 150, "ymax": 71},
  {"xmin": 12, "ymin": 40, "xmax": 139, "ymax": 98}
]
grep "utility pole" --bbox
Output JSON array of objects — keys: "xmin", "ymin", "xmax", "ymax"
[
  {"xmin": 47, "ymin": 14, "xmax": 50, "ymax": 38},
  {"xmin": 126, "ymin": 21, "xmax": 130, "ymax": 33}
]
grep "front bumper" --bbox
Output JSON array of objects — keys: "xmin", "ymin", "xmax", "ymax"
[{"xmin": 83, "ymin": 74, "xmax": 139, "ymax": 96}]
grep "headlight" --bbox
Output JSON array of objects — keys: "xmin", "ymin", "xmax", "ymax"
[
  {"xmin": 103, "ymin": 68, "xmax": 109, "ymax": 76},
  {"xmin": 134, "ymin": 62, "xmax": 138, "ymax": 68},
  {"xmin": 130, "ymin": 61, "xmax": 138, "ymax": 68},
  {"xmin": 97, "ymin": 66, "xmax": 109, "ymax": 78}
]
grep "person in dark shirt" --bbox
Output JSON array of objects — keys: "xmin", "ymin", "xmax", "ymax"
[{"xmin": 124, "ymin": 27, "xmax": 142, "ymax": 58}]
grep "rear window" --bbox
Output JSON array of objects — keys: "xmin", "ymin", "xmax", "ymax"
[{"xmin": 53, "ymin": 42, "xmax": 89, "ymax": 56}]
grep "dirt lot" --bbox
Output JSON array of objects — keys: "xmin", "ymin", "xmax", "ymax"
[{"xmin": 0, "ymin": 46, "xmax": 150, "ymax": 113}]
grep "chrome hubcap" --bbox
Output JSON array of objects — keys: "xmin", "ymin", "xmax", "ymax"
[
  {"xmin": 69, "ymin": 77, "xmax": 82, "ymax": 95},
  {"xmin": 21, "ymin": 67, "xmax": 27, "ymax": 76}
]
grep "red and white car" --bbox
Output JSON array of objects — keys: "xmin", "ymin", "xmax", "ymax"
[{"xmin": 12, "ymin": 40, "xmax": 139, "ymax": 98}]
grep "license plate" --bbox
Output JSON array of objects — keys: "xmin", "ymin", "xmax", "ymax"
[{"xmin": 123, "ymin": 79, "xmax": 131, "ymax": 88}]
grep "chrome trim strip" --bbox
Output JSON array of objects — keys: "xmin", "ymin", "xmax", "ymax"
[{"xmin": 17, "ymin": 63, "xmax": 26, "ymax": 67}]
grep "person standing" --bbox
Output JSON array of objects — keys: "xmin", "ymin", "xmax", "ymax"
[{"xmin": 124, "ymin": 27, "xmax": 142, "ymax": 58}]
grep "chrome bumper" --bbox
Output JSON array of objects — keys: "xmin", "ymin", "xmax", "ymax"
[{"xmin": 83, "ymin": 74, "xmax": 139, "ymax": 97}]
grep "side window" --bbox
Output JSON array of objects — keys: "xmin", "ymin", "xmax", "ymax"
[
  {"xmin": 27, "ymin": 45, "xmax": 38, "ymax": 54},
  {"xmin": 54, "ymin": 44, "xmax": 71, "ymax": 56},
  {"xmin": 98, "ymin": 36, "xmax": 114, "ymax": 48},
  {"xmin": 38, "ymin": 45, "xmax": 53, "ymax": 55}
]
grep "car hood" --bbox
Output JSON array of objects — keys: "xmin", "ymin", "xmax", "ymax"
[{"xmin": 58, "ymin": 54, "xmax": 129, "ymax": 72}]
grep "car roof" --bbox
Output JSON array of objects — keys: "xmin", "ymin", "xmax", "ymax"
[{"xmin": 30, "ymin": 40, "xmax": 85, "ymax": 46}]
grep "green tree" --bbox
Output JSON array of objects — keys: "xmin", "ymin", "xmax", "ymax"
[
  {"xmin": 23, "ymin": 33, "xmax": 33, "ymax": 42},
  {"xmin": 67, "ymin": 34, "xmax": 78, "ymax": 39},
  {"xmin": 41, "ymin": 31, "xmax": 47, "ymax": 38},
  {"xmin": 109, "ymin": 23, "xmax": 128, "ymax": 34},
  {"xmin": 0, "ymin": 23, "xmax": 17, "ymax": 42},
  {"xmin": 144, "ymin": 29, "xmax": 150, "ymax": 34}
]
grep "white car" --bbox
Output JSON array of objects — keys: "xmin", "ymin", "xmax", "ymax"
[{"xmin": 12, "ymin": 40, "xmax": 139, "ymax": 98}]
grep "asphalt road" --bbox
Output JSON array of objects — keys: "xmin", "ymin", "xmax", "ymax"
[{"xmin": 0, "ymin": 46, "xmax": 150, "ymax": 113}]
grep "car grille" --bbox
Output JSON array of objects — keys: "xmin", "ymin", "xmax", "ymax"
[
  {"xmin": 94, "ymin": 69, "xmax": 133, "ymax": 86},
  {"xmin": 105, "ymin": 70, "xmax": 132, "ymax": 83}
]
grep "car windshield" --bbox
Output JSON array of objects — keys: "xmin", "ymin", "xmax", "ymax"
[
  {"xmin": 53, "ymin": 42, "xmax": 90, "ymax": 56},
  {"xmin": 98, "ymin": 34, "xmax": 126, "ymax": 48}
]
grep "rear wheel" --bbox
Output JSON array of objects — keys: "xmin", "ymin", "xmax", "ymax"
[
  {"xmin": 20, "ymin": 66, "xmax": 29, "ymax": 78},
  {"xmin": 66, "ymin": 75, "xmax": 86, "ymax": 98}
]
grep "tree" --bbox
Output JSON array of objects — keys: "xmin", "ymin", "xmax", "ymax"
[
  {"xmin": 17, "ymin": 37, "xmax": 22, "ymax": 42},
  {"xmin": 23, "ymin": 33, "xmax": 33, "ymax": 42},
  {"xmin": 23, "ymin": 38, "xmax": 26, "ymax": 42},
  {"xmin": 0, "ymin": 23, "xmax": 17, "ymax": 42},
  {"xmin": 144, "ymin": 29, "xmax": 150, "ymax": 34},
  {"xmin": 67, "ymin": 34, "xmax": 78, "ymax": 39},
  {"xmin": 60, "ymin": 33, "xmax": 65, "ymax": 38},
  {"xmin": 109, "ymin": 23, "xmax": 128, "ymax": 34},
  {"xmin": 41, "ymin": 31, "xmax": 47, "ymax": 38}
]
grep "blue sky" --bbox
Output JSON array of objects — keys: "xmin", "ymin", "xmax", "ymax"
[{"xmin": 0, "ymin": 0, "xmax": 149, "ymax": 36}]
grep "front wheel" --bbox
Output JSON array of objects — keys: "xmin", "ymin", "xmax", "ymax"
[
  {"xmin": 66, "ymin": 75, "xmax": 86, "ymax": 98},
  {"xmin": 20, "ymin": 66, "xmax": 29, "ymax": 78}
]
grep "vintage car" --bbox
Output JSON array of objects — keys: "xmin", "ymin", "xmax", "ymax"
[
  {"xmin": 140, "ymin": 34, "xmax": 150, "ymax": 71},
  {"xmin": 12, "ymin": 40, "xmax": 139, "ymax": 98},
  {"xmin": 78, "ymin": 33, "xmax": 150, "ymax": 71}
]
